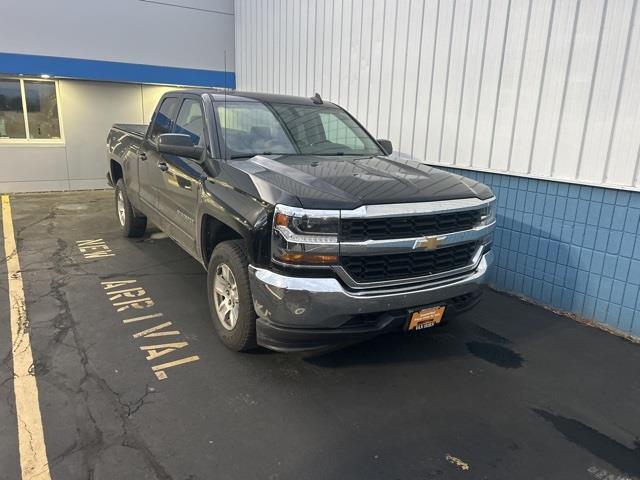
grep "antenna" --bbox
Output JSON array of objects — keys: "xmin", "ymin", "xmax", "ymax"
[
  {"xmin": 311, "ymin": 92, "xmax": 323, "ymax": 104},
  {"xmin": 224, "ymin": 49, "xmax": 228, "ymax": 161}
]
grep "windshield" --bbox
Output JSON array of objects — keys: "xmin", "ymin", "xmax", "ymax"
[{"xmin": 214, "ymin": 101, "xmax": 382, "ymax": 158}]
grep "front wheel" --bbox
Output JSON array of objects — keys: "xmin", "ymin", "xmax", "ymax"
[
  {"xmin": 207, "ymin": 240, "xmax": 257, "ymax": 351},
  {"xmin": 115, "ymin": 179, "xmax": 147, "ymax": 237}
]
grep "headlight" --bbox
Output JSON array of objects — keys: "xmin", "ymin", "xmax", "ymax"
[
  {"xmin": 478, "ymin": 200, "xmax": 496, "ymax": 226},
  {"xmin": 272, "ymin": 205, "xmax": 339, "ymax": 266}
]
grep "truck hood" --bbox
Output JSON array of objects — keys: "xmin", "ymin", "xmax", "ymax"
[{"xmin": 228, "ymin": 154, "xmax": 493, "ymax": 209}]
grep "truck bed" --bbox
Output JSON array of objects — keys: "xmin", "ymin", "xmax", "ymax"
[{"xmin": 112, "ymin": 123, "xmax": 147, "ymax": 138}]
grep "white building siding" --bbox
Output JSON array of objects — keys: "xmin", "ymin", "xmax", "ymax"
[{"xmin": 235, "ymin": 0, "xmax": 640, "ymax": 191}]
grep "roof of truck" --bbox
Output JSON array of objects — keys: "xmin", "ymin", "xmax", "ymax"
[{"xmin": 171, "ymin": 88, "xmax": 335, "ymax": 106}]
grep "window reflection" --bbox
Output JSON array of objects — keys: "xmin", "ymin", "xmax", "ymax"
[
  {"xmin": 0, "ymin": 79, "xmax": 26, "ymax": 139},
  {"xmin": 24, "ymin": 81, "xmax": 61, "ymax": 139}
]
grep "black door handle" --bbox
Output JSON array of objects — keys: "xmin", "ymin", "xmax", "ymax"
[
  {"xmin": 157, "ymin": 162, "xmax": 168, "ymax": 172},
  {"xmin": 138, "ymin": 152, "xmax": 147, "ymax": 161}
]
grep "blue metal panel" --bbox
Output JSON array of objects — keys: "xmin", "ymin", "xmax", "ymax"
[
  {"xmin": 0, "ymin": 52, "xmax": 235, "ymax": 88},
  {"xmin": 442, "ymin": 167, "xmax": 640, "ymax": 337}
]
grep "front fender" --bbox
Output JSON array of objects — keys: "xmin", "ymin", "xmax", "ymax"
[{"xmin": 196, "ymin": 177, "xmax": 273, "ymax": 267}]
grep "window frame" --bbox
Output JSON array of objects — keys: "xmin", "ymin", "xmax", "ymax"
[
  {"xmin": 0, "ymin": 77, "xmax": 65, "ymax": 145},
  {"xmin": 147, "ymin": 95, "xmax": 179, "ymax": 144},
  {"xmin": 173, "ymin": 96, "xmax": 206, "ymax": 147}
]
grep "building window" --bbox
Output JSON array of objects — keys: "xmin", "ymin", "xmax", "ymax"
[{"xmin": 0, "ymin": 78, "xmax": 63, "ymax": 142}]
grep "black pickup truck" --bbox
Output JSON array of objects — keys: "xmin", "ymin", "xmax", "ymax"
[{"xmin": 106, "ymin": 89, "xmax": 495, "ymax": 352}]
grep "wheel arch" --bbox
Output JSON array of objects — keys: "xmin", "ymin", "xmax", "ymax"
[
  {"xmin": 110, "ymin": 159, "xmax": 124, "ymax": 184},
  {"xmin": 200, "ymin": 214, "xmax": 245, "ymax": 266}
]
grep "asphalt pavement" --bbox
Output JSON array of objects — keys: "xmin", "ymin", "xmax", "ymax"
[{"xmin": 0, "ymin": 190, "xmax": 638, "ymax": 480}]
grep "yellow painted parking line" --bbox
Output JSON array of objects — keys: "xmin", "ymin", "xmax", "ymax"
[
  {"xmin": 122, "ymin": 312, "xmax": 164, "ymax": 324},
  {"xmin": 2, "ymin": 195, "xmax": 52, "ymax": 480}
]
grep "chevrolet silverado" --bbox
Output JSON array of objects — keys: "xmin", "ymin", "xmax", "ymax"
[{"xmin": 106, "ymin": 90, "xmax": 495, "ymax": 352}]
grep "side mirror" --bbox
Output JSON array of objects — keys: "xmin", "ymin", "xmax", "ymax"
[
  {"xmin": 156, "ymin": 133, "xmax": 204, "ymax": 160},
  {"xmin": 377, "ymin": 139, "xmax": 393, "ymax": 156}
]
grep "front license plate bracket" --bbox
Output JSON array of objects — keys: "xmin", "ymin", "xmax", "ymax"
[{"xmin": 407, "ymin": 306, "xmax": 446, "ymax": 331}]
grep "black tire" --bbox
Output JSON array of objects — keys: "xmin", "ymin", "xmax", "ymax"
[
  {"xmin": 115, "ymin": 178, "xmax": 147, "ymax": 237},
  {"xmin": 207, "ymin": 240, "xmax": 257, "ymax": 351}
]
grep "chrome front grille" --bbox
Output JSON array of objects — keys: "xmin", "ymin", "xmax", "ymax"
[{"xmin": 332, "ymin": 197, "xmax": 496, "ymax": 289}]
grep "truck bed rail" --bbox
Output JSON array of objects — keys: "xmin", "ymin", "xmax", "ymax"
[{"xmin": 112, "ymin": 123, "xmax": 147, "ymax": 138}]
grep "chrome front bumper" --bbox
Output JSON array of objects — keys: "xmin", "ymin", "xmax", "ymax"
[{"xmin": 249, "ymin": 250, "xmax": 493, "ymax": 329}]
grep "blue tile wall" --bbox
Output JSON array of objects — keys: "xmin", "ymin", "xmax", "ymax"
[{"xmin": 442, "ymin": 168, "xmax": 640, "ymax": 337}]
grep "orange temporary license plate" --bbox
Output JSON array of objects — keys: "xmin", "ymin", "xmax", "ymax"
[{"xmin": 407, "ymin": 306, "xmax": 446, "ymax": 331}]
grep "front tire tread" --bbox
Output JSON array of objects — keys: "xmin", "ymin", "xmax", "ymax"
[{"xmin": 207, "ymin": 240, "xmax": 257, "ymax": 352}]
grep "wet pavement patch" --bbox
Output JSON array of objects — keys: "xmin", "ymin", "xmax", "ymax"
[{"xmin": 465, "ymin": 341, "xmax": 524, "ymax": 368}]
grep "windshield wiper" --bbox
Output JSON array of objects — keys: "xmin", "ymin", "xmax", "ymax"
[
  {"xmin": 307, "ymin": 152, "xmax": 345, "ymax": 156},
  {"xmin": 230, "ymin": 152, "xmax": 274, "ymax": 159}
]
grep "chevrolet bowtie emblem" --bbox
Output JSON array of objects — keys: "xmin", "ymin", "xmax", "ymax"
[{"xmin": 414, "ymin": 235, "xmax": 446, "ymax": 250}]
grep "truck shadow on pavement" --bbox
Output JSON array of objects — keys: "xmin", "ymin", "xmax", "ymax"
[
  {"xmin": 533, "ymin": 408, "xmax": 640, "ymax": 478},
  {"xmin": 303, "ymin": 303, "xmax": 524, "ymax": 370}
]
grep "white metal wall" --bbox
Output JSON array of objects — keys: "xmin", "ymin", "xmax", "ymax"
[{"xmin": 235, "ymin": 0, "xmax": 640, "ymax": 191}]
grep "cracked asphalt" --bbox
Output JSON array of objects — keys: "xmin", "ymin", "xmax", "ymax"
[{"xmin": 1, "ymin": 190, "xmax": 639, "ymax": 480}]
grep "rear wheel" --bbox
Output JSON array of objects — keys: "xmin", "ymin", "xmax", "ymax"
[
  {"xmin": 207, "ymin": 240, "xmax": 257, "ymax": 351},
  {"xmin": 115, "ymin": 179, "xmax": 146, "ymax": 237}
]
